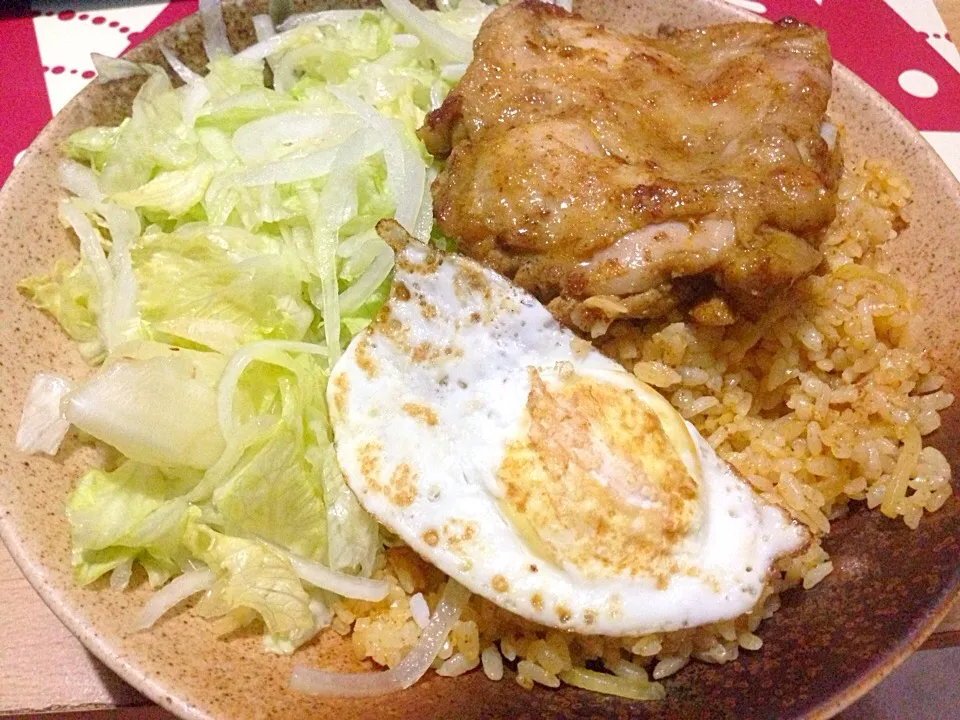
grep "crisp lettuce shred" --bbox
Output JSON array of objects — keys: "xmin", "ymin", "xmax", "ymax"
[{"xmin": 18, "ymin": 0, "xmax": 492, "ymax": 654}]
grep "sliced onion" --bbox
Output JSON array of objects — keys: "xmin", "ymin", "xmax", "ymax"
[
  {"xmin": 412, "ymin": 167, "xmax": 435, "ymax": 242},
  {"xmin": 178, "ymin": 79, "xmax": 212, "ymax": 128},
  {"xmin": 253, "ymin": 14, "xmax": 276, "ymax": 43},
  {"xmin": 331, "ymin": 90, "xmax": 424, "ymax": 235},
  {"xmin": 338, "ymin": 244, "xmax": 394, "ymax": 314},
  {"xmin": 272, "ymin": 44, "xmax": 325, "ymax": 93},
  {"xmin": 56, "ymin": 170, "xmax": 139, "ymax": 350},
  {"xmin": 91, "ymin": 53, "xmax": 145, "ymax": 81},
  {"xmin": 133, "ymin": 568, "xmax": 216, "ymax": 631},
  {"xmin": 217, "ymin": 341, "xmax": 328, "ymax": 437},
  {"xmin": 110, "ymin": 556, "xmax": 134, "ymax": 591},
  {"xmin": 336, "ymin": 227, "xmax": 380, "ymax": 260},
  {"xmin": 60, "ymin": 201, "xmax": 112, "ymax": 294},
  {"xmin": 16, "ymin": 372, "xmax": 73, "ymax": 455},
  {"xmin": 236, "ymin": 32, "xmax": 293, "ymax": 62},
  {"xmin": 235, "ymin": 14, "xmax": 285, "ymax": 62},
  {"xmin": 262, "ymin": 541, "xmax": 389, "ymax": 602},
  {"xmin": 297, "ymin": 136, "xmax": 373, "ymax": 363},
  {"xmin": 54, "ymin": 176, "xmax": 139, "ymax": 351},
  {"xmin": 159, "ymin": 43, "xmax": 203, "ymax": 85},
  {"xmin": 199, "ymin": 0, "xmax": 233, "ymax": 60},
  {"xmin": 342, "ymin": 234, "xmax": 390, "ymax": 279},
  {"xmin": 277, "ymin": 9, "xmax": 372, "ymax": 33},
  {"xmin": 233, "ymin": 146, "xmax": 340, "ymax": 186},
  {"xmin": 231, "ymin": 111, "xmax": 365, "ymax": 164},
  {"xmin": 380, "ymin": 0, "xmax": 472, "ymax": 62},
  {"xmin": 59, "ymin": 159, "xmax": 102, "ymax": 202},
  {"xmin": 59, "ymin": 200, "xmax": 114, "ymax": 350},
  {"xmin": 230, "ymin": 135, "xmax": 381, "ymax": 188},
  {"xmin": 393, "ymin": 33, "xmax": 420, "ymax": 48},
  {"xmin": 240, "ymin": 9, "xmax": 377, "ymax": 63},
  {"xmin": 290, "ymin": 579, "xmax": 471, "ymax": 696},
  {"xmin": 439, "ymin": 62, "xmax": 468, "ymax": 82},
  {"xmin": 101, "ymin": 203, "xmax": 141, "ymax": 350}
]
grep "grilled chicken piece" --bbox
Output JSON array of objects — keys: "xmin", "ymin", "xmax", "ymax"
[{"xmin": 420, "ymin": 0, "xmax": 841, "ymax": 322}]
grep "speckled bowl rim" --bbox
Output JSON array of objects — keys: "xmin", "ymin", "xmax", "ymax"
[{"xmin": 1, "ymin": 2, "xmax": 959, "ymax": 719}]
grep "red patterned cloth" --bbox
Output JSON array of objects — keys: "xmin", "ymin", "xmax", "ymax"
[{"xmin": 2, "ymin": 0, "xmax": 958, "ymax": 185}]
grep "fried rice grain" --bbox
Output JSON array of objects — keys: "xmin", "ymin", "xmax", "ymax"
[{"xmin": 333, "ymin": 159, "xmax": 954, "ymax": 697}]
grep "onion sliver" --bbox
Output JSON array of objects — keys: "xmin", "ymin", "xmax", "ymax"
[
  {"xmin": 110, "ymin": 557, "xmax": 134, "ymax": 591},
  {"xmin": 380, "ymin": 0, "xmax": 472, "ymax": 62},
  {"xmin": 134, "ymin": 568, "xmax": 216, "ymax": 631},
  {"xmin": 253, "ymin": 14, "xmax": 276, "ymax": 43},
  {"xmin": 338, "ymin": 244, "xmax": 394, "ymax": 314},
  {"xmin": 290, "ymin": 579, "xmax": 470, "ymax": 696},
  {"xmin": 159, "ymin": 44, "xmax": 203, "ymax": 85},
  {"xmin": 91, "ymin": 53, "xmax": 145, "ymax": 81},
  {"xmin": 263, "ymin": 541, "xmax": 389, "ymax": 602},
  {"xmin": 217, "ymin": 340, "xmax": 328, "ymax": 437},
  {"xmin": 277, "ymin": 9, "xmax": 372, "ymax": 33}
]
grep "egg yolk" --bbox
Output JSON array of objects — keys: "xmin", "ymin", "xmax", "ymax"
[{"xmin": 496, "ymin": 366, "xmax": 702, "ymax": 584}]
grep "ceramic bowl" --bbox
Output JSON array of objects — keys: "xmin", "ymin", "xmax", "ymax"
[{"xmin": 1, "ymin": 1, "xmax": 959, "ymax": 718}]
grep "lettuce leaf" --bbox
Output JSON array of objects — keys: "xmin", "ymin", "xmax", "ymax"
[
  {"xmin": 63, "ymin": 343, "xmax": 227, "ymax": 470},
  {"xmin": 186, "ymin": 522, "xmax": 316, "ymax": 653},
  {"xmin": 62, "ymin": 123, "xmax": 125, "ymax": 171},
  {"xmin": 67, "ymin": 461, "xmax": 199, "ymax": 586},
  {"xmin": 21, "ymin": 0, "xmax": 495, "ymax": 652},
  {"xmin": 131, "ymin": 224, "xmax": 313, "ymax": 352},
  {"xmin": 18, "ymin": 258, "xmax": 103, "ymax": 362},
  {"xmin": 111, "ymin": 162, "xmax": 215, "ymax": 217},
  {"xmin": 212, "ymin": 350, "xmax": 330, "ymax": 560},
  {"xmin": 317, "ymin": 443, "xmax": 380, "ymax": 575}
]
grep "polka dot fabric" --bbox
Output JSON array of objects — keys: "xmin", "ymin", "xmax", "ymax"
[{"xmin": 0, "ymin": 0, "xmax": 958, "ymax": 182}]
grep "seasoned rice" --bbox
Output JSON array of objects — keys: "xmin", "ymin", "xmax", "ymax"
[{"xmin": 333, "ymin": 159, "xmax": 954, "ymax": 696}]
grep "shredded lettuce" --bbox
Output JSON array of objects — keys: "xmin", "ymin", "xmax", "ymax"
[
  {"xmin": 66, "ymin": 462, "xmax": 198, "ymax": 587},
  {"xmin": 185, "ymin": 522, "xmax": 316, "ymax": 653},
  {"xmin": 17, "ymin": 0, "xmax": 494, "ymax": 653},
  {"xmin": 18, "ymin": 259, "xmax": 103, "ymax": 361}
]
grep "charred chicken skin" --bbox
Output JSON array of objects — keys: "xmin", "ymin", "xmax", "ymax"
[{"xmin": 419, "ymin": 0, "xmax": 841, "ymax": 326}]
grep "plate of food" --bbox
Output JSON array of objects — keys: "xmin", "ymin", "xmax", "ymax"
[{"xmin": 1, "ymin": 0, "xmax": 958, "ymax": 718}]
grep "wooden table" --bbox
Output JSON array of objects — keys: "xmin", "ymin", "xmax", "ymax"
[{"xmin": 2, "ymin": 540, "xmax": 958, "ymax": 717}]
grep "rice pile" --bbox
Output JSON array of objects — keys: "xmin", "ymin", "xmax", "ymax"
[{"xmin": 331, "ymin": 159, "xmax": 954, "ymax": 697}]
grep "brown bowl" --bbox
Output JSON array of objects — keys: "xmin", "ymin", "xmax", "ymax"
[{"xmin": 1, "ymin": 1, "xmax": 959, "ymax": 718}]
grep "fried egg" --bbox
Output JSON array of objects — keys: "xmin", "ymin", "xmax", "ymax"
[{"xmin": 328, "ymin": 234, "xmax": 808, "ymax": 636}]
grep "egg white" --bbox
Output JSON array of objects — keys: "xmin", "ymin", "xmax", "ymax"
[{"xmin": 328, "ymin": 241, "xmax": 808, "ymax": 635}]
